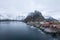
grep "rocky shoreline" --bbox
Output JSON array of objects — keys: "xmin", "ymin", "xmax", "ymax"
[
  {"xmin": 23, "ymin": 10, "xmax": 60, "ymax": 36},
  {"xmin": 26, "ymin": 22, "xmax": 60, "ymax": 36}
]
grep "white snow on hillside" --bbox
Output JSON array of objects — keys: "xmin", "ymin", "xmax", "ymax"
[{"xmin": 0, "ymin": 13, "xmax": 26, "ymax": 20}]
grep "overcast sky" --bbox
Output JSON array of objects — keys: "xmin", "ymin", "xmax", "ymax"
[{"xmin": 0, "ymin": 0, "xmax": 60, "ymax": 19}]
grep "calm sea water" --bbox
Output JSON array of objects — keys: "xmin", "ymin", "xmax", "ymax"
[{"xmin": 0, "ymin": 21, "xmax": 60, "ymax": 40}]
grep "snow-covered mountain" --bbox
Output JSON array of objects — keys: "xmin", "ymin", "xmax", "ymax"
[
  {"xmin": 0, "ymin": 14, "xmax": 8, "ymax": 20},
  {"xmin": 44, "ymin": 16, "xmax": 54, "ymax": 20},
  {"xmin": 16, "ymin": 16, "xmax": 25, "ymax": 20},
  {"xmin": 0, "ymin": 14, "xmax": 25, "ymax": 20},
  {"xmin": 44, "ymin": 16, "xmax": 59, "ymax": 22}
]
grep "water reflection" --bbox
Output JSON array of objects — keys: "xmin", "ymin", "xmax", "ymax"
[
  {"xmin": 0, "ymin": 21, "xmax": 10, "ymax": 24},
  {"xmin": 0, "ymin": 22, "xmax": 60, "ymax": 40}
]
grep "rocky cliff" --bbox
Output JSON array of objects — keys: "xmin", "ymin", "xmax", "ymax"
[{"xmin": 24, "ymin": 10, "xmax": 44, "ymax": 22}]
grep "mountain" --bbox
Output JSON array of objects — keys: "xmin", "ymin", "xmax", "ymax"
[
  {"xmin": 0, "ymin": 14, "xmax": 25, "ymax": 20},
  {"xmin": 0, "ymin": 14, "xmax": 5, "ymax": 20},
  {"xmin": 24, "ymin": 10, "xmax": 44, "ymax": 22},
  {"xmin": 44, "ymin": 16, "xmax": 58, "ymax": 22},
  {"xmin": 16, "ymin": 16, "xmax": 25, "ymax": 20}
]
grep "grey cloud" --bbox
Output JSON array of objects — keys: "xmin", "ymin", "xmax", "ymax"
[{"xmin": 0, "ymin": 0, "xmax": 60, "ymax": 19}]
